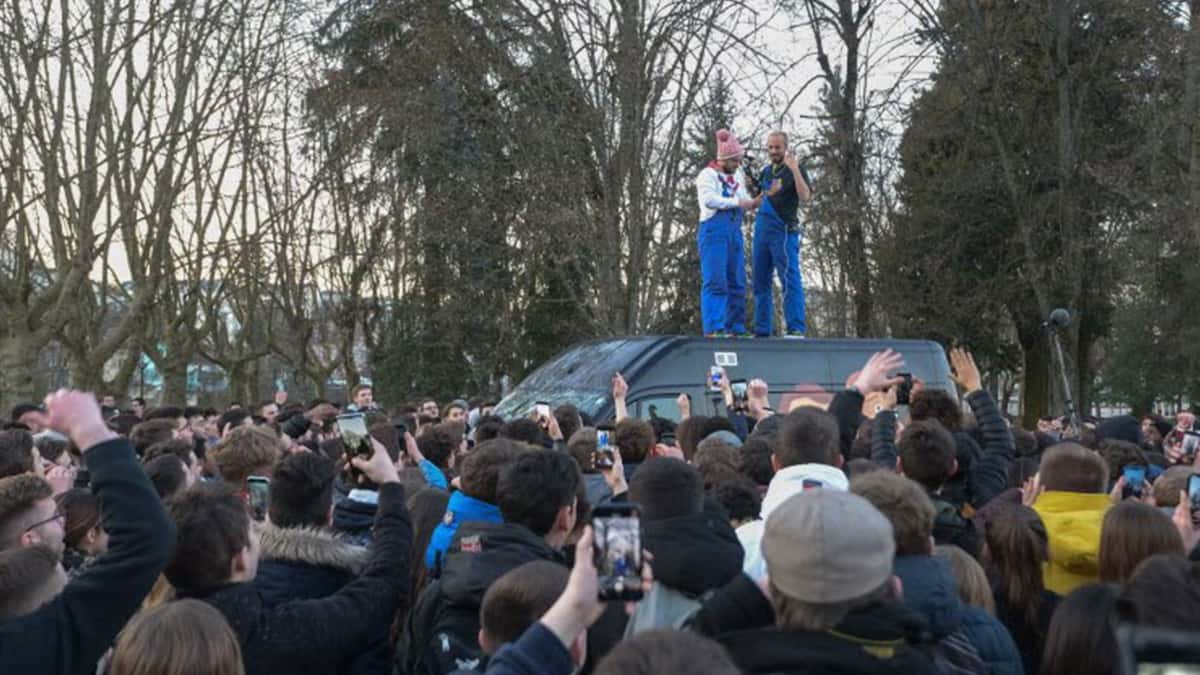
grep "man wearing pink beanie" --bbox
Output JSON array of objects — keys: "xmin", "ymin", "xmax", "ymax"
[{"xmin": 694, "ymin": 129, "xmax": 761, "ymax": 337}]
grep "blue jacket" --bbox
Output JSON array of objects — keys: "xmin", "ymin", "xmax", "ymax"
[
  {"xmin": 893, "ymin": 555, "xmax": 1024, "ymax": 675},
  {"xmin": 425, "ymin": 491, "xmax": 503, "ymax": 570},
  {"xmin": 482, "ymin": 622, "xmax": 573, "ymax": 675}
]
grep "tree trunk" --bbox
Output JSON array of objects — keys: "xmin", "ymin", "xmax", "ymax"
[
  {"xmin": 0, "ymin": 331, "xmax": 41, "ymax": 412},
  {"xmin": 159, "ymin": 354, "xmax": 191, "ymax": 405},
  {"xmin": 1017, "ymin": 321, "xmax": 1053, "ymax": 429}
]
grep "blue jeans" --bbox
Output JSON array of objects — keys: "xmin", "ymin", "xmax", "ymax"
[
  {"xmin": 752, "ymin": 206, "xmax": 806, "ymax": 336},
  {"xmin": 698, "ymin": 209, "xmax": 747, "ymax": 335}
]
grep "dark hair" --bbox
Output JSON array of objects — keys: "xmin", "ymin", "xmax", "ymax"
[
  {"xmin": 130, "ymin": 419, "xmax": 177, "ymax": 456},
  {"xmin": 0, "ymin": 545, "xmax": 60, "ymax": 620},
  {"xmin": 500, "ymin": 418, "xmax": 547, "ymax": 447},
  {"xmin": 776, "ymin": 408, "xmax": 840, "ymax": 468},
  {"xmin": 56, "ymin": 489, "xmax": 101, "ymax": 548},
  {"xmin": 983, "ymin": 504, "xmax": 1049, "ymax": 636},
  {"xmin": 407, "ymin": 487, "xmax": 451, "ymax": 600},
  {"xmin": 459, "ymin": 439, "xmax": 521, "ymax": 504},
  {"xmin": 630, "ymin": 458, "xmax": 704, "ymax": 522},
  {"xmin": 566, "ymin": 428, "xmax": 598, "ymax": 474},
  {"xmin": 480, "ymin": 560, "xmax": 569, "ymax": 648},
  {"xmin": 496, "ymin": 450, "xmax": 580, "ymax": 536},
  {"xmin": 738, "ymin": 436, "xmax": 775, "ymax": 486},
  {"xmin": 268, "ymin": 453, "xmax": 337, "ymax": 529},
  {"xmin": 8, "ymin": 403, "xmax": 40, "ymax": 423},
  {"xmin": 749, "ymin": 414, "xmax": 783, "ymax": 441},
  {"xmin": 1012, "ymin": 428, "xmax": 1039, "ymax": 458},
  {"xmin": 216, "ymin": 410, "xmax": 251, "ymax": 436},
  {"xmin": 1122, "ymin": 555, "xmax": 1200, "ymax": 629},
  {"xmin": 845, "ymin": 458, "xmax": 885, "ymax": 479},
  {"xmin": 1039, "ymin": 584, "xmax": 1121, "ymax": 675},
  {"xmin": 1006, "ymin": 456, "xmax": 1040, "ymax": 490},
  {"xmin": 553, "ymin": 404, "xmax": 583, "ymax": 444},
  {"xmin": 143, "ymin": 439, "xmax": 195, "ymax": 468},
  {"xmin": 145, "ymin": 455, "xmax": 188, "ymax": 500},
  {"xmin": 676, "ymin": 416, "xmax": 710, "ymax": 461},
  {"xmin": 593, "ymin": 629, "xmax": 740, "ymax": 675},
  {"xmin": 108, "ymin": 414, "xmax": 141, "ymax": 438},
  {"xmin": 1039, "ymin": 443, "xmax": 1109, "ymax": 493},
  {"xmin": 165, "ymin": 484, "xmax": 251, "ymax": 591},
  {"xmin": 897, "ymin": 420, "xmax": 957, "ymax": 491},
  {"xmin": 848, "ymin": 420, "xmax": 874, "ymax": 461},
  {"xmin": 184, "ymin": 405, "xmax": 204, "ymax": 420},
  {"xmin": 417, "ymin": 426, "xmax": 457, "ymax": 470},
  {"xmin": 910, "ymin": 389, "xmax": 962, "ymax": 432},
  {"xmin": 1098, "ymin": 502, "xmax": 1183, "ymax": 584},
  {"xmin": 711, "ymin": 479, "xmax": 762, "ymax": 523},
  {"xmin": 614, "ymin": 419, "xmax": 655, "ymax": 464},
  {"xmin": 649, "ymin": 417, "xmax": 676, "ymax": 444},
  {"xmin": 34, "ymin": 435, "xmax": 69, "ymax": 465},
  {"xmin": 1097, "ymin": 439, "xmax": 1146, "ymax": 484},
  {"xmin": 144, "ymin": 406, "xmax": 185, "ymax": 423},
  {"xmin": 474, "ymin": 415, "xmax": 505, "ymax": 443},
  {"xmin": 0, "ymin": 431, "xmax": 35, "ymax": 478}
]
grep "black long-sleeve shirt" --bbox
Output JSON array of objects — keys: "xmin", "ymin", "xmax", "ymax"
[{"xmin": 0, "ymin": 438, "xmax": 176, "ymax": 675}]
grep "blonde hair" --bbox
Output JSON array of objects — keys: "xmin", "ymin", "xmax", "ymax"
[
  {"xmin": 934, "ymin": 544, "xmax": 995, "ymax": 615},
  {"xmin": 111, "ymin": 600, "xmax": 244, "ymax": 675}
]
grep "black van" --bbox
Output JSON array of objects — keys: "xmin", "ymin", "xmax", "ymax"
[{"xmin": 494, "ymin": 336, "xmax": 954, "ymax": 422}]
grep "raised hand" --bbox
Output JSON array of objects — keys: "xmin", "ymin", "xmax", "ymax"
[
  {"xmin": 850, "ymin": 350, "xmax": 906, "ymax": 395},
  {"xmin": 950, "ymin": 347, "xmax": 983, "ymax": 393},
  {"xmin": 42, "ymin": 390, "xmax": 115, "ymax": 453}
]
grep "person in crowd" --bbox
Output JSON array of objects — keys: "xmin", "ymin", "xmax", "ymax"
[
  {"xmin": 1097, "ymin": 501, "xmax": 1183, "ymax": 583},
  {"xmin": 425, "ymin": 439, "xmax": 522, "ymax": 569},
  {"xmin": 751, "ymin": 131, "xmax": 812, "ymax": 338},
  {"xmin": 407, "ymin": 487, "xmax": 452, "ymax": 605},
  {"xmin": 258, "ymin": 401, "xmax": 280, "ymax": 426},
  {"xmin": 852, "ymin": 471, "xmax": 1021, "ymax": 675},
  {"xmin": 100, "ymin": 395, "xmax": 120, "ymax": 420},
  {"xmin": 568, "ymin": 428, "xmax": 613, "ymax": 506},
  {"xmin": 166, "ymin": 436, "xmax": 411, "ymax": 674},
  {"xmin": 934, "ymin": 544, "xmax": 995, "ymax": 615},
  {"xmin": 0, "ymin": 429, "xmax": 36, "ymax": 478},
  {"xmin": 500, "ymin": 418, "xmax": 550, "ymax": 448},
  {"xmin": 145, "ymin": 454, "xmax": 191, "ymax": 500},
  {"xmin": 210, "ymin": 425, "xmax": 280, "ymax": 498},
  {"xmin": 737, "ymin": 436, "xmax": 775, "ymax": 493},
  {"xmin": 693, "ymin": 437, "xmax": 742, "ymax": 489},
  {"xmin": 10, "ymin": 402, "xmax": 46, "ymax": 432},
  {"xmin": 34, "ymin": 432, "xmax": 72, "ymax": 468},
  {"xmin": 443, "ymin": 400, "xmax": 469, "ymax": 425},
  {"xmin": 420, "ymin": 399, "xmax": 440, "ymax": 419},
  {"xmin": 397, "ymin": 449, "xmax": 580, "ymax": 675},
  {"xmin": 144, "ymin": 437, "xmax": 203, "ymax": 480},
  {"xmin": 554, "ymin": 405, "xmax": 584, "ymax": 447},
  {"xmin": 346, "ymin": 384, "xmax": 376, "ymax": 413},
  {"xmin": 478, "ymin": 561, "xmax": 569, "ymax": 658},
  {"xmin": 415, "ymin": 424, "xmax": 456, "ymax": 489},
  {"xmin": 130, "ymin": 418, "xmax": 178, "ymax": 457},
  {"xmin": 1153, "ymin": 465, "xmax": 1191, "ymax": 514},
  {"xmin": 216, "ymin": 409, "xmax": 253, "ymax": 439},
  {"xmin": 694, "ymin": 128, "xmax": 759, "ymax": 337},
  {"xmin": 130, "ymin": 397, "xmax": 147, "ymax": 418},
  {"xmin": 253, "ymin": 452, "xmax": 367, "ymax": 605},
  {"xmin": 980, "ymin": 502, "xmax": 1059, "ymax": 675},
  {"xmin": 689, "ymin": 490, "xmax": 939, "ymax": 674},
  {"xmin": 56, "ymin": 488, "xmax": 107, "ymax": 578},
  {"xmin": 0, "ymin": 390, "xmax": 175, "ymax": 675},
  {"xmin": 866, "ymin": 348, "xmax": 1012, "ymax": 557},
  {"xmin": 611, "ymin": 417, "xmax": 654, "ymax": 481},
  {"xmin": 737, "ymin": 406, "xmax": 848, "ymax": 582},
  {"xmin": 1027, "ymin": 442, "xmax": 1113, "ymax": 594},
  {"xmin": 1121, "ymin": 554, "xmax": 1200, "ymax": 629},
  {"xmin": 332, "ymin": 426, "xmax": 407, "ymax": 546},
  {"xmin": 624, "ymin": 458, "xmax": 743, "ymax": 634},
  {"xmin": 1039, "ymin": 584, "xmax": 1121, "ymax": 675},
  {"xmin": 110, "ymin": 599, "xmax": 245, "ymax": 675},
  {"xmin": 712, "ymin": 478, "xmax": 762, "ymax": 528},
  {"xmin": 594, "ymin": 630, "xmax": 740, "ymax": 675}
]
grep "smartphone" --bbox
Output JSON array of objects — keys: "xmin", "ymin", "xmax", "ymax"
[
  {"xmin": 594, "ymin": 426, "xmax": 615, "ymax": 469},
  {"xmin": 896, "ymin": 373, "xmax": 914, "ymax": 406},
  {"xmin": 247, "ymin": 475, "xmax": 270, "ymax": 522},
  {"xmin": 1184, "ymin": 432, "xmax": 1200, "ymax": 461},
  {"xmin": 1122, "ymin": 465, "xmax": 1146, "ymax": 500},
  {"xmin": 709, "ymin": 366, "xmax": 722, "ymax": 391},
  {"xmin": 592, "ymin": 503, "xmax": 643, "ymax": 601},
  {"xmin": 535, "ymin": 401, "xmax": 551, "ymax": 419},
  {"xmin": 730, "ymin": 379, "xmax": 748, "ymax": 404},
  {"xmin": 336, "ymin": 413, "xmax": 371, "ymax": 458},
  {"xmin": 1189, "ymin": 474, "xmax": 1200, "ymax": 523},
  {"xmin": 660, "ymin": 432, "xmax": 677, "ymax": 447}
]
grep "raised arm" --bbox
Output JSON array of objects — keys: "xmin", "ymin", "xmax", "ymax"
[{"xmin": 952, "ymin": 348, "xmax": 1013, "ymax": 508}]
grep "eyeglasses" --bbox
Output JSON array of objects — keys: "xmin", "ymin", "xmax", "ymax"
[{"xmin": 24, "ymin": 510, "xmax": 64, "ymax": 533}]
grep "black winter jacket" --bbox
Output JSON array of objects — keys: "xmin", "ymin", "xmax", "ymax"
[
  {"xmin": 182, "ymin": 482, "xmax": 411, "ymax": 675},
  {"xmin": 254, "ymin": 524, "xmax": 368, "ymax": 606},
  {"xmin": 396, "ymin": 521, "xmax": 565, "ymax": 675},
  {"xmin": 0, "ymin": 438, "xmax": 175, "ymax": 675}
]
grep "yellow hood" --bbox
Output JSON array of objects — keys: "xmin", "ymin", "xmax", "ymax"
[{"xmin": 1033, "ymin": 491, "xmax": 1112, "ymax": 596}]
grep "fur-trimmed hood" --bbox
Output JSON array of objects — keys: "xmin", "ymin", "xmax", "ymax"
[{"xmin": 257, "ymin": 524, "xmax": 369, "ymax": 575}]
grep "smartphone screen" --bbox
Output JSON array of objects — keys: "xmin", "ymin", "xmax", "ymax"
[
  {"xmin": 336, "ymin": 413, "xmax": 370, "ymax": 456},
  {"xmin": 248, "ymin": 476, "xmax": 269, "ymax": 522},
  {"xmin": 594, "ymin": 427, "xmax": 615, "ymax": 469},
  {"xmin": 1189, "ymin": 474, "xmax": 1200, "ymax": 520},
  {"xmin": 710, "ymin": 366, "xmax": 722, "ymax": 390},
  {"xmin": 730, "ymin": 379, "xmax": 748, "ymax": 403},
  {"xmin": 1122, "ymin": 465, "xmax": 1146, "ymax": 500},
  {"xmin": 896, "ymin": 373, "xmax": 914, "ymax": 406},
  {"xmin": 1185, "ymin": 432, "xmax": 1200, "ymax": 459},
  {"xmin": 592, "ymin": 505, "xmax": 643, "ymax": 601},
  {"xmin": 535, "ymin": 402, "xmax": 551, "ymax": 419}
]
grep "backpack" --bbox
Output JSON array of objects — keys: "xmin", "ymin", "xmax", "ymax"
[
  {"xmin": 932, "ymin": 499, "xmax": 981, "ymax": 558},
  {"xmin": 397, "ymin": 583, "xmax": 488, "ymax": 675},
  {"xmin": 925, "ymin": 630, "xmax": 988, "ymax": 675}
]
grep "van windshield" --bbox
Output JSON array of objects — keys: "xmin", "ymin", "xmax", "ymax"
[{"xmin": 493, "ymin": 388, "xmax": 610, "ymax": 420}]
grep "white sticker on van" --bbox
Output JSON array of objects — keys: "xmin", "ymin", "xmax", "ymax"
[{"xmin": 714, "ymin": 352, "xmax": 739, "ymax": 367}]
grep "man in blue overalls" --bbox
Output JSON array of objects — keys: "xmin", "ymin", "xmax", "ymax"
[
  {"xmin": 753, "ymin": 131, "xmax": 813, "ymax": 338},
  {"xmin": 695, "ymin": 129, "xmax": 761, "ymax": 337}
]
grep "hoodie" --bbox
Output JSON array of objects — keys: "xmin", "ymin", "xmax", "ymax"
[
  {"xmin": 893, "ymin": 555, "xmax": 1023, "ymax": 675},
  {"xmin": 625, "ymin": 509, "xmax": 744, "ymax": 634},
  {"xmin": 1033, "ymin": 491, "xmax": 1112, "ymax": 595},
  {"xmin": 254, "ymin": 524, "xmax": 369, "ymax": 607},
  {"xmin": 737, "ymin": 463, "xmax": 848, "ymax": 582},
  {"xmin": 425, "ymin": 491, "xmax": 503, "ymax": 570},
  {"xmin": 332, "ymin": 491, "xmax": 378, "ymax": 547}
]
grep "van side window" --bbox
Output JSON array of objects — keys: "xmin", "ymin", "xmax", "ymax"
[{"xmin": 632, "ymin": 396, "xmax": 685, "ymax": 422}]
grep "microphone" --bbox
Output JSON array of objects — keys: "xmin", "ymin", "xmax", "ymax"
[{"xmin": 1046, "ymin": 308, "xmax": 1071, "ymax": 331}]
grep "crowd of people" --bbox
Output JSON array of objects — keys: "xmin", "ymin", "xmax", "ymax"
[{"xmin": 2, "ymin": 348, "xmax": 1200, "ymax": 675}]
